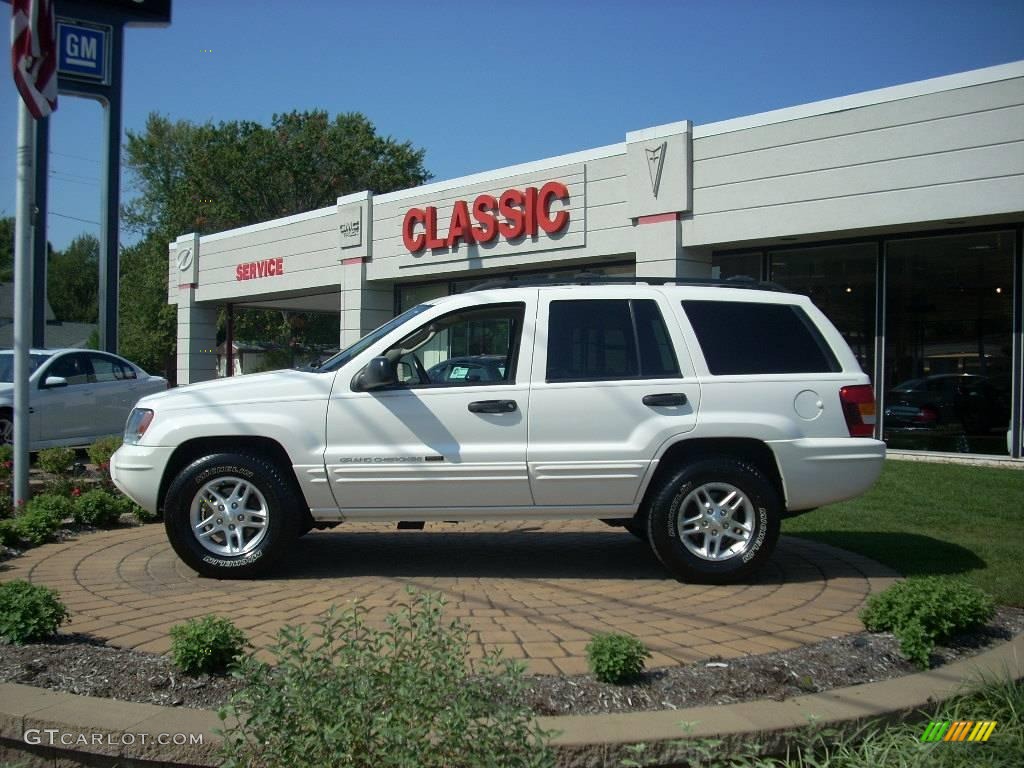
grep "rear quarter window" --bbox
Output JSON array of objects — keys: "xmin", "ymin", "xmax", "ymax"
[{"xmin": 681, "ymin": 300, "xmax": 841, "ymax": 375}]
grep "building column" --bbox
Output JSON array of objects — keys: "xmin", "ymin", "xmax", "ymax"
[
  {"xmin": 176, "ymin": 287, "xmax": 218, "ymax": 385},
  {"xmin": 170, "ymin": 232, "xmax": 217, "ymax": 385},
  {"xmin": 633, "ymin": 213, "xmax": 712, "ymax": 279},
  {"xmin": 336, "ymin": 191, "xmax": 393, "ymax": 346},
  {"xmin": 340, "ymin": 258, "xmax": 393, "ymax": 346},
  {"xmin": 625, "ymin": 120, "xmax": 710, "ymax": 280}
]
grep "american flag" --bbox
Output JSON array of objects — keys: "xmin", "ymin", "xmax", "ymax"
[{"xmin": 11, "ymin": 0, "xmax": 58, "ymax": 118}]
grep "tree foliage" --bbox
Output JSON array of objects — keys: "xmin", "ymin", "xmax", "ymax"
[
  {"xmin": 119, "ymin": 111, "xmax": 430, "ymax": 375},
  {"xmin": 47, "ymin": 233, "xmax": 99, "ymax": 323},
  {"xmin": 0, "ymin": 217, "xmax": 12, "ymax": 283}
]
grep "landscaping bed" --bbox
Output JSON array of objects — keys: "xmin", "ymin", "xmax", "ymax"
[{"xmin": 2, "ymin": 606, "xmax": 1021, "ymax": 715}]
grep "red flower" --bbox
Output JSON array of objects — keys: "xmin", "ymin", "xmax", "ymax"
[{"xmin": 71, "ymin": 487, "xmax": 82, "ymax": 497}]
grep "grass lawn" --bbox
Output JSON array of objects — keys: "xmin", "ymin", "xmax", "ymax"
[{"xmin": 783, "ymin": 460, "xmax": 1024, "ymax": 606}]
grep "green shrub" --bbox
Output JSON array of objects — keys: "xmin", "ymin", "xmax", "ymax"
[
  {"xmin": 218, "ymin": 591, "xmax": 554, "ymax": 768},
  {"xmin": 73, "ymin": 489, "xmax": 123, "ymax": 527},
  {"xmin": 25, "ymin": 494, "xmax": 74, "ymax": 525},
  {"xmin": 0, "ymin": 580, "xmax": 68, "ymax": 644},
  {"xmin": 86, "ymin": 436, "xmax": 122, "ymax": 469},
  {"xmin": 6, "ymin": 494, "xmax": 74, "ymax": 546},
  {"xmin": 115, "ymin": 493, "xmax": 153, "ymax": 523},
  {"xmin": 860, "ymin": 577, "xmax": 995, "ymax": 668},
  {"xmin": 36, "ymin": 447, "xmax": 76, "ymax": 477},
  {"xmin": 8, "ymin": 509, "xmax": 61, "ymax": 546},
  {"xmin": 0, "ymin": 519, "xmax": 18, "ymax": 547},
  {"xmin": 586, "ymin": 632, "xmax": 651, "ymax": 684},
  {"xmin": 170, "ymin": 615, "xmax": 248, "ymax": 675}
]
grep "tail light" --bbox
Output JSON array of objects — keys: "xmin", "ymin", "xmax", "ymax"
[
  {"xmin": 839, "ymin": 385, "xmax": 876, "ymax": 437},
  {"xmin": 914, "ymin": 405, "xmax": 939, "ymax": 424}
]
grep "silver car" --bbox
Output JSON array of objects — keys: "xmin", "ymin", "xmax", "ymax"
[{"xmin": 0, "ymin": 349, "xmax": 167, "ymax": 449}]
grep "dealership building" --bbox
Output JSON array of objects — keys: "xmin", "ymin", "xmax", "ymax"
[{"xmin": 168, "ymin": 61, "xmax": 1024, "ymax": 459}]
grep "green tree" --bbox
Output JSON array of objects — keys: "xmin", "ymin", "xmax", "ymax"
[
  {"xmin": 120, "ymin": 111, "xmax": 430, "ymax": 375},
  {"xmin": 0, "ymin": 216, "xmax": 12, "ymax": 283},
  {"xmin": 47, "ymin": 233, "xmax": 99, "ymax": 323},
  {"xmin": 118, "ymin": 235, "xmax": 176, "ymax": 376}
]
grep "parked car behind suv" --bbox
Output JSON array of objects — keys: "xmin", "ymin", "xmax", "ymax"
[
  {"xmin": 0, "ymin": 348, "xmax": 166, "ymax": 449},
  {"xmin": 111, "ymin": 278, "xmax": 885, "ymax": 583}
]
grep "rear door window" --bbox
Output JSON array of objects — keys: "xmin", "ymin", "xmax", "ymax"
[
  {"xmin": 546, "ymin": 299, "xmax": 681, "ymax": 382},
  {"xmin": 681, "ymin": 300, "xmax": 840, "ymax": 375}
]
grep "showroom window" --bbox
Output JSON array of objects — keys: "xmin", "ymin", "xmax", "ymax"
[{"xmin": 884, "ymin": 231, "xmax": 1015, "ymax": 455}]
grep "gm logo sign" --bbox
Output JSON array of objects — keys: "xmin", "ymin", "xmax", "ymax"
[{"xmin": 57, "ymin": 20, "xmax": 109, "ymax": 83}]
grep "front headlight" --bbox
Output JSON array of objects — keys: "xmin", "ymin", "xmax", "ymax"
[{"xmin": 124, "ymin": 408, "xmax": 154, "ymax": 445}]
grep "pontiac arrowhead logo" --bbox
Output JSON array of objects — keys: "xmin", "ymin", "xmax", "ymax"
[{"xmin": 646, "ymin": 141, "xmax": 667, "ymax": 197}]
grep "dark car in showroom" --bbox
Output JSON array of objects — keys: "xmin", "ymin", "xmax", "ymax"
[{"xmin": 884, "ymin": 373, "xmax": 1010, "ymax": 436}]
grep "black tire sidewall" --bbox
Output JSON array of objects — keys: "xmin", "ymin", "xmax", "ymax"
[
  {"xmin": 647, "ymin": 458, "xmax": 781, "ymax": 583},
  {"xmin": 164, "ymin": 453, "xmax": 297, "ymax": 579}
]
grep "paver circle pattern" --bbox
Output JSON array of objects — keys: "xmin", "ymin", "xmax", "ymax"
[{"xmin": 3, "ymin": 522, "xmax": 899, "ymax": 675}]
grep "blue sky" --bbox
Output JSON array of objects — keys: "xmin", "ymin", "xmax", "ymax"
[{"xmin": 3, "ymin": 0, "xmax": 1024, "ymax": 251}]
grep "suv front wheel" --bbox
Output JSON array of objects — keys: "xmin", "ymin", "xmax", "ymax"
[
  {"xmin": 164, "ymin": 452, "xmax": 301, "ymax": 579},
  {"xmin": 646, "ymin": 458, "xmax": 781, "ymax": 584}
]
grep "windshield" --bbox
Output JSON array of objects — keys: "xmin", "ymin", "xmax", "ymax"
[
  {"xmin": 315, "ymin": 304, "xmax": 433, "ymax": 373},
  {"xmin": 0, "ymin": 353, "xmax": 52, "ymax": 383}
]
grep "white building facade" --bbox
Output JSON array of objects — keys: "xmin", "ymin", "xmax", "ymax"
[{"xmin": 168, "ymin": 61, "xmax": 1024, "ymax": 459}]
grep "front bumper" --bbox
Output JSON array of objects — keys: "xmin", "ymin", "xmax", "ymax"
[
  {"xmin": 110, "ymin": 444, "xmax": 175, "ymax": 516},
  {"xmin": 768, "ymin": 437, "xmax": 886, "ymax": 512}
]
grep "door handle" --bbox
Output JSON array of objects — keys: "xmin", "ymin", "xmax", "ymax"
[
  {"xmin": 642, "ymin": 393, "xmax": 688, "ymax": 407},
  {"xmin": 468, "ymin": 399, "xmax": 518, "ymax": 414}
]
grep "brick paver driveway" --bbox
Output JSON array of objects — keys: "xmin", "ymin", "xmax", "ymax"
[{"xmin": 3, "ymin": 522, "xmax": 898, "ymax": 675}]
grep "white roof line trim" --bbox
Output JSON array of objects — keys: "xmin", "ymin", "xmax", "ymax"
[
  {"xmin": 374, "ymin": 142, "xmax": 624, "ymax": 205},
  {"xmin": 692, "ymin": 60, "xmax": 1024, "ymax": 139},
  {"xmin": 199, "ymin": 205, "xmax": 337, "ymax": 244}
]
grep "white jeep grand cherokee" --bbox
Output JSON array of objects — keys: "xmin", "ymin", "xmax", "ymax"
[{"xmin": 111, "ymin": 278, "xmax": 885, "ymax": 583}]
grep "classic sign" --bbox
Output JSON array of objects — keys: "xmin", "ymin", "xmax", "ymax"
[
  {"xmin": 402, "ymin": 181, "xmax": 569, "ymax": 253},
  {"xmin": 236, "ymin": 257, "xmax": 284, "ymax": 281}
]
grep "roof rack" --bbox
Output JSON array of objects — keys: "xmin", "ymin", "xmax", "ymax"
[{"xmin": 467, "ymin": 272, "xmax": 789, "ymax": 292}]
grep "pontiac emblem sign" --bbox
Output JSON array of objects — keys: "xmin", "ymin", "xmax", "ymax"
[{"xmin": 646, "ymin": 141, "xmax": 667, "ymax": 197}]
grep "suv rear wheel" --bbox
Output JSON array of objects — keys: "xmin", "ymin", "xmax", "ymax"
[
  {"xmin": 646, "ymin": 457, "xmax": 781, "ymax": 584},
  {"xmin": 164, "ymin": 452, "xmax": 301, "ymax": 579}
]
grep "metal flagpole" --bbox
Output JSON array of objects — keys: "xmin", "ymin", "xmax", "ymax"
[{"xmin": 13, "ymin": 98, "xmax": 35, "ymax": 506}]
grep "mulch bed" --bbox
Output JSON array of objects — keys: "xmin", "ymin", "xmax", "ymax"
[{"xmin": 2, "ymin": 607, "xmax": 1021, "ymax": 715}]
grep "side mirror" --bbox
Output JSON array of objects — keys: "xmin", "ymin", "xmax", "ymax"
[
  {"xmin": 43, "ymin": 376, "xmax": 68, "ymax": 388},
  {"xmin": 358, "ymin": 356, "xmax": 397, "ymax": 391}
]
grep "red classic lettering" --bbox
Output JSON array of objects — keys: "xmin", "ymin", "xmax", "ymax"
[
  {"xmin": 235, "ymin": 258, "xmax": 286, "ymax": 281},
  {"xmin": 447, "ymin": 200, "xmax": 473, "ymax": 247},
  {"xmin": 403, "ymin": 183, "xmax": 570, "ymax": 253},
  {"xmin": 472, "ymin": 194, "xmax": 498, "ymax": 243},
  {"xmin": 538, "ymin": 181, "xmax": 569, "ymax": 233},
  {"xmin": 424, "ymin": 206, "xmax": 446, "ymax": 250},
  {"xmin": 402, "ymin": 208, "xmax": 426, "ymax": 252},
  {"xmin": 524, "ymin": 186, "xmax": 539, "ymax": 237},
  {"xmin": 498, "ymin": 188, "xmax": 526, "ymax": 239}
]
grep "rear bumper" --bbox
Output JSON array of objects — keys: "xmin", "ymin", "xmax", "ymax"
[
  {"xmin": 768, "ymin": 437, "xmax": 886, "ymax": 512},
  {"xmin": 110, "ymin": 444, "xmax": 175, "ymax": 516}
]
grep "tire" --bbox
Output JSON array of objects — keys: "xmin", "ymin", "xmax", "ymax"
[
  {"xmin": 164, "ymin": 452, "xmax": 301, "ymax": 579},
  {"xmin": 646, "ymin": 457, "xmax": 781, "ymax": 584}
]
